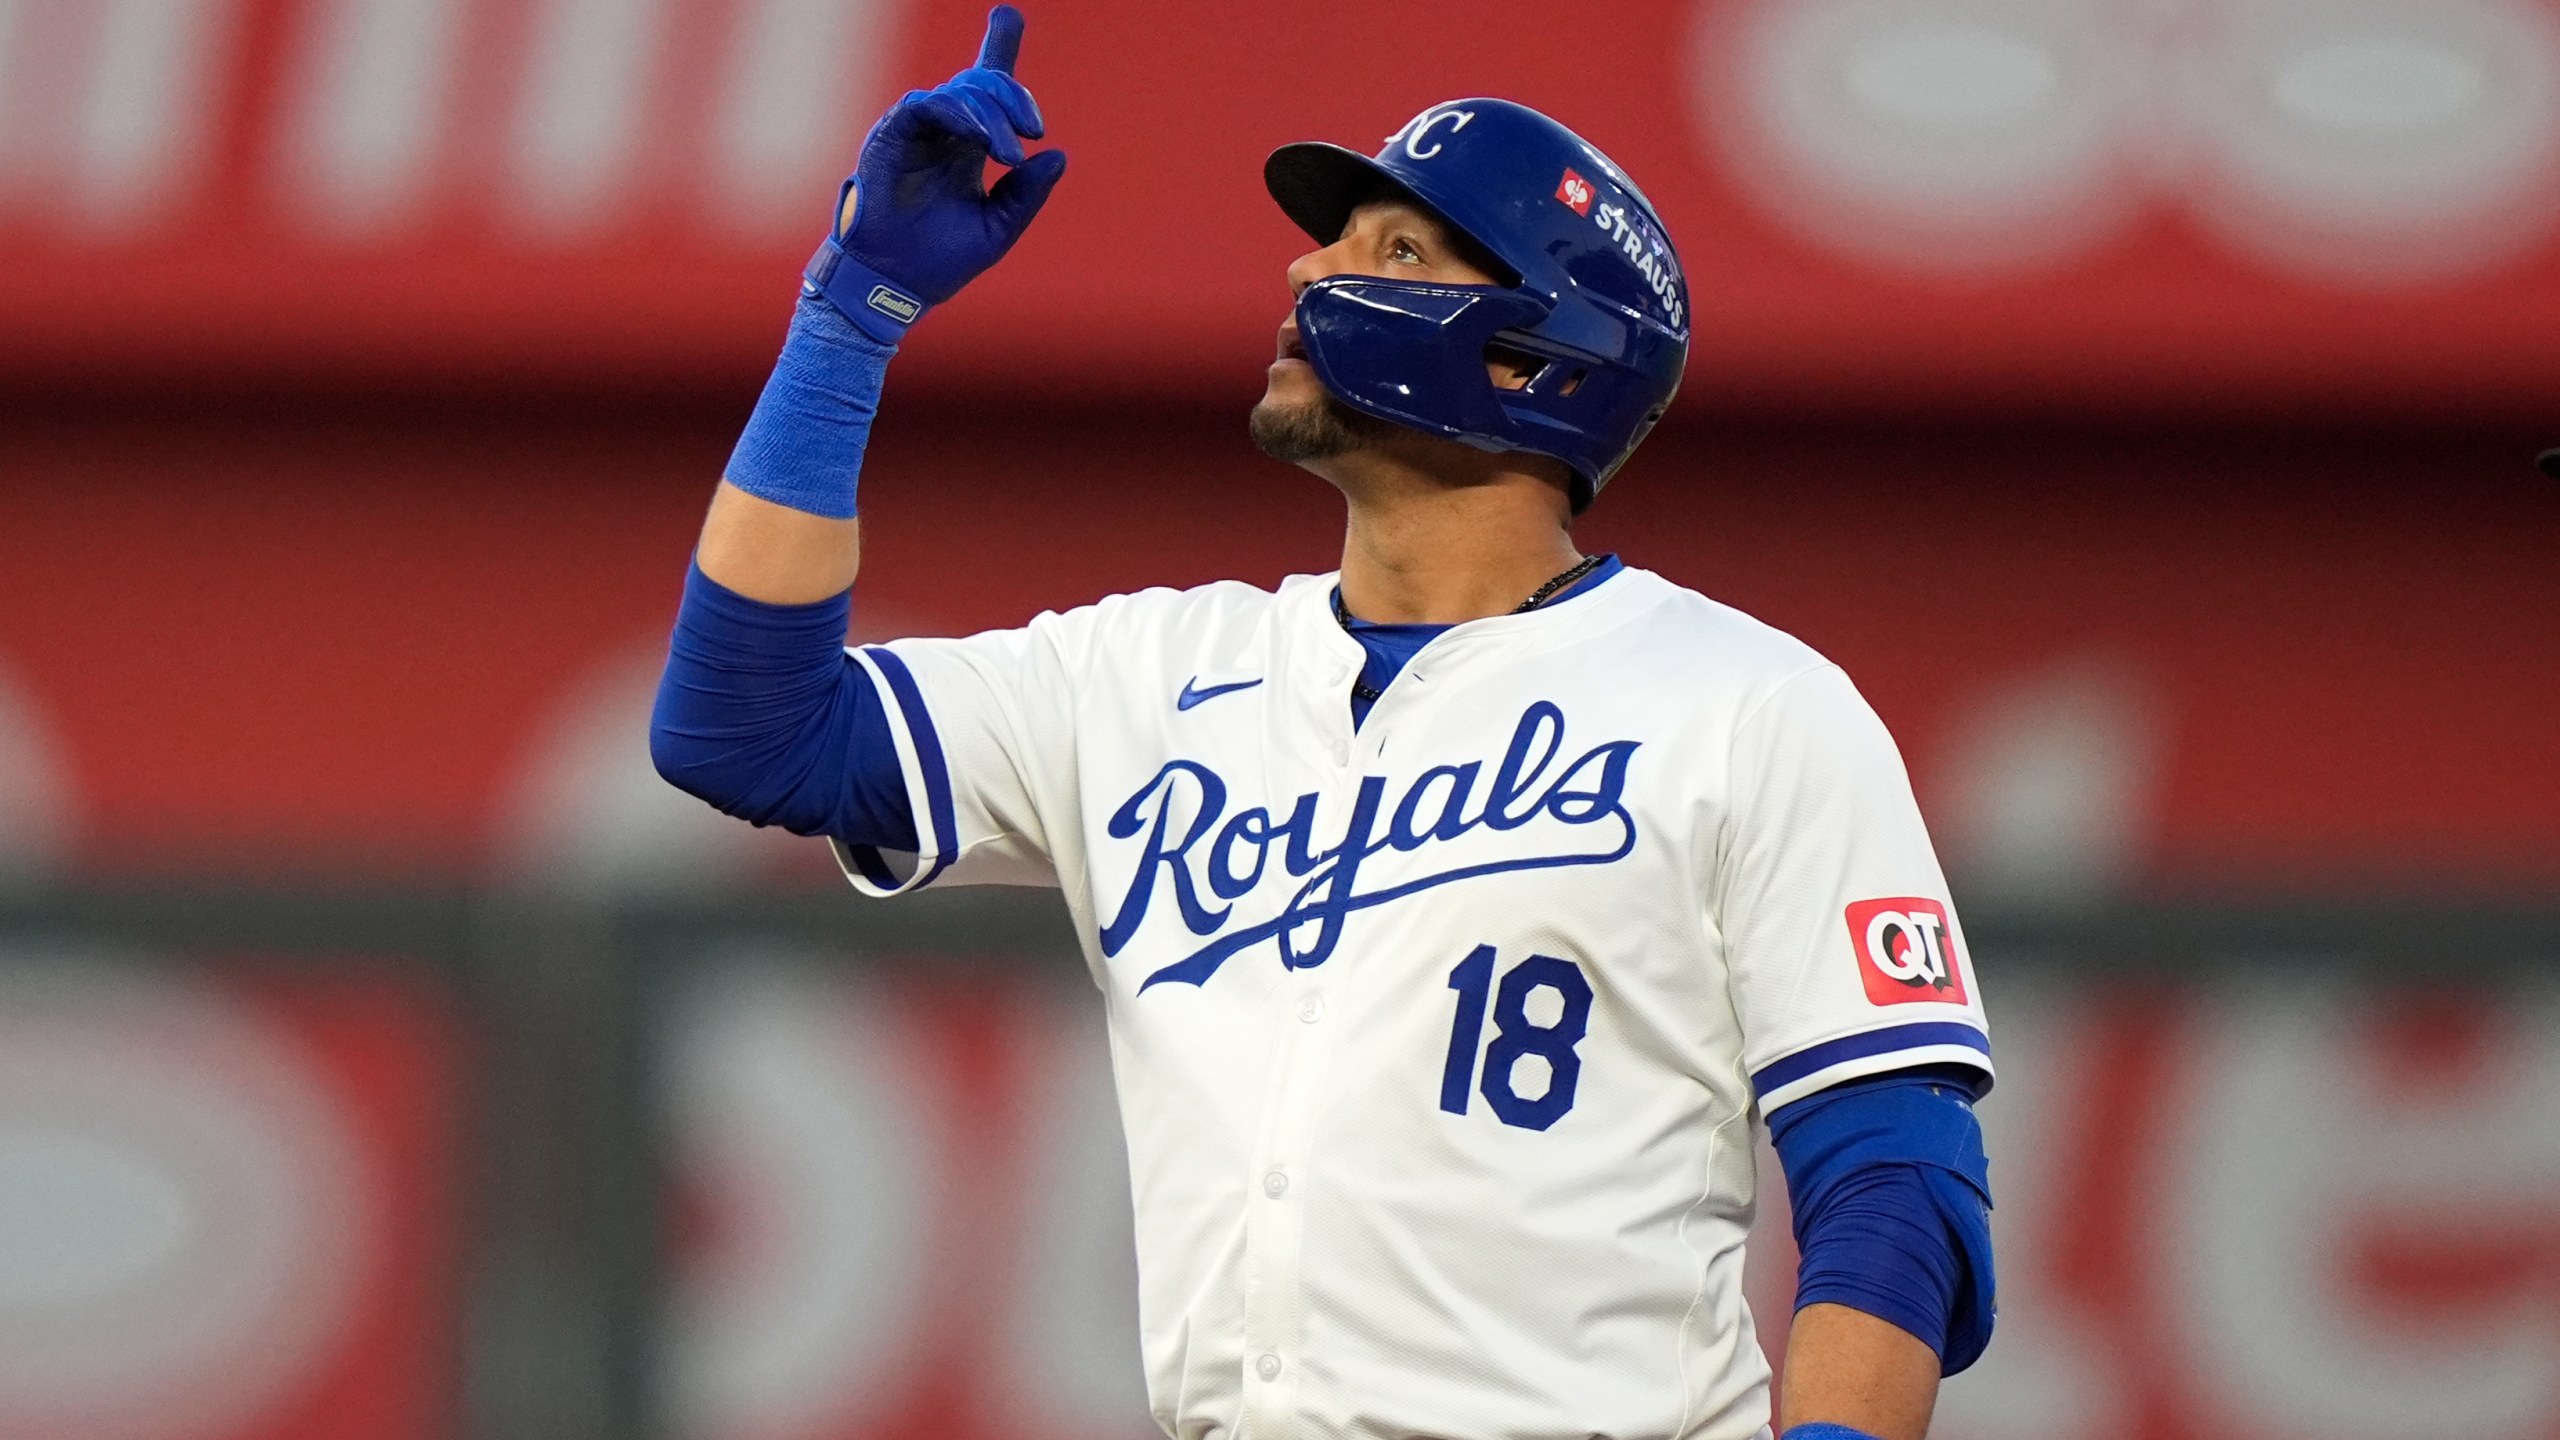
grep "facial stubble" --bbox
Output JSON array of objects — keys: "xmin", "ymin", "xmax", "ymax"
[{"xmin": 1248, "ymin": 388, "xmax": 1394, "ymax": 466}]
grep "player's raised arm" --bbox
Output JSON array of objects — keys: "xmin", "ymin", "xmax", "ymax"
[
  {"xmin": 696, "ymin": 2, "xmax": 1065, "ymax": 603},
  {"xmin": 650, "ymin": 6, "xmax": 1062, "ymax": 846}
]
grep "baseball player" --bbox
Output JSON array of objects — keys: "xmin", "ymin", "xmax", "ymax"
[{"xmin": 652, "ymin": 9, "xmax": 1996, "ymax": 1439}]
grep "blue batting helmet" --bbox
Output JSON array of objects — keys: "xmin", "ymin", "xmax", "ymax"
[{"xmin": 1265, "ymin": 99, "xmax": 1690, "ymax": 509}]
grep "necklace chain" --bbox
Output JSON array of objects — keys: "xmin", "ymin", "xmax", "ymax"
[
  {"xmin": 1509, "ymin": 553, "xmax": 1606, "ymax": 614},
  {"xmin": 1333, "ymin": 554, "xmax": 1605, "ymax": 702}
]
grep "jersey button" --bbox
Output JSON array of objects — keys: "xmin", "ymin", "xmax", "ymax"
[
  {"xmin": 1327, "ymin": 738, "xmax": 1348, "ymax": 765},
  {"xmin": 1256, "ymin": 1353, "xmax": 1283, "ymax": 1381},
  {"xmin": 1296, "ymin": 995, "xmax": 1324, "ymax": 1024},
  {"xmin": 1262, "ymin": 1170, "xmax": 1289, "ymax": 1198}
]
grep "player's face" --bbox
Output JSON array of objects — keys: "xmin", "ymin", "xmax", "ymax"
[{"xmin": 1250, "ymin": 199, "xmax": 1529, "ymax": 466}]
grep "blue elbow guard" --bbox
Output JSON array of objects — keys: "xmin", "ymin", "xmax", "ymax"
[
  {"xmin": 649, "ymin": 562, "xmax": 918, "ymax": 850},
  {"xmin": 1770, "ymin": 1070, "xmax": 1997, "ymax": 1375}
]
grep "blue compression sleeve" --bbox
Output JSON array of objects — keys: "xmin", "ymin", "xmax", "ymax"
[
  {"xmin": 649, "ymin": 562, "xmax": 918, "ymax": 851},
  {"xmin": 723, "ymin": 295, "xmax": 894, "ymax": 519},
  {"xmin": 1769, "ymin": 1069, "xmax": 1997, "ymax": 1375}
]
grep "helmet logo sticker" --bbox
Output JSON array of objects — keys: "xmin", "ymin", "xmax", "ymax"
[
  {"xmin": 1556, "ymin": 169, "xmax": 1595, "ymax": 216},
  {"xmin": 1391, "ymin": 106, "xmax": 1477, "ymax": 161}
]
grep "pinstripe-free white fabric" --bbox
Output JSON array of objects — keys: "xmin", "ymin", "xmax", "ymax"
[{"xmin": 835, "ymin": 567, "xmax": 1992, "ymax": 1440}]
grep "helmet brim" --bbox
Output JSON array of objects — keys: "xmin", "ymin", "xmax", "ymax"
[
  {"xmin": 1265, "ymin": 142, "xmax": 1420, "ymax": 249},
  {"xmin": 1266, "ymin": 142, "xmax": 1523, "ymax": 290}
]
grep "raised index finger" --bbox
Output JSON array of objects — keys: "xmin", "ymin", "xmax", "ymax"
[{"xmin": 976, "ymin": 4, "xmax": 1024, "ymax": 74}]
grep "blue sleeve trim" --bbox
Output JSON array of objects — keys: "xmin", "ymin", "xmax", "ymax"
[
  {"xmin": 841, "ymin": 836, "xmax": 907, "ymax": 891},
  {"xmin": 854, "ymin": 646, "xmax": 960, "ymax": 890},
  {"xmin": 1753, "ymin": 1022, "xmax": 1991, "ymax": 1103}
]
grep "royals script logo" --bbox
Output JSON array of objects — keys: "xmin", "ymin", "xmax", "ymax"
[{"xmin": 1102, "ymin": 702, "xmax": 1641, "ymax": 990}]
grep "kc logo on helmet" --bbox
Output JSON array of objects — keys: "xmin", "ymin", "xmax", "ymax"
[
  {"xmin": 1556, "ymin": 168, "xmax": 1594, "ymax": 216},
  {"xmin": 1390, "ymin": 106, "xmax": 1475, "ymax": 161},
  {"xmin": 1844, "ymin": 897, "xmax": 1969, "ymax": 1006}
]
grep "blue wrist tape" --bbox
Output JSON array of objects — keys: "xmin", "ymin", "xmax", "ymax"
[
  {"xmin": 723, "ymin": 294, "xmax": 894, "ymax": 519},
  {"xmin": 1780, "ymin": 1425, "xmax": 1885, "ymax": 1440}
]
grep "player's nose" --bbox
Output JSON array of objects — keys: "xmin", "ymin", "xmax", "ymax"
[{"xmin": 1285, "ymin": 243, "xmax": 1340, "ymax": 298}]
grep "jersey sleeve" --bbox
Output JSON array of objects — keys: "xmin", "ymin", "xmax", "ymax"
[
  {"xmin": 1714, "ymin": 662, "xmax": 1993, "ymax": 1115},
  {"xmin": 828, "ymin": 607, "xmax": 1089, "ymax": 896}
]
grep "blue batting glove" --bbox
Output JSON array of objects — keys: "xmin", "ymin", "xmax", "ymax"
[{"xmin": 803, "ymin": 4, "xmax": 1067, "ymax": 343}]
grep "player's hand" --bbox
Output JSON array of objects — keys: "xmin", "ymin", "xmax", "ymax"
[{"xmin": 804, "ymin": 4, "xmax": 1066, "ymax": 341}]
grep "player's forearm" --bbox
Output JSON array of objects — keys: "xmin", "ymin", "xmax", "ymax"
[
  {"xmin": 1765, "ymin": 1071, "xmax": 1997, "ymax": 1440},
  {"xmin": 697, "ymin": 481, "xmax": 861, "ymax": 604},
  {"xmin": 1779, "ymin": 1302, "xmax": 1939, "ymax": 1440},
  {"xmin": 698, "ymin": 286, "xmax": 895, "ymax": 601}
]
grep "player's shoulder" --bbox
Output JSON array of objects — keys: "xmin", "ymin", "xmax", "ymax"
[
  {"xmin": 1056, "ymin": 574, "xmax": 1292, "ymax": 634},
  {"xmin": 1610, "ymin": 567, "xmax": 1839, "ymax": 689},
  {"xmin": 1600, "ymin": 569, "xmax": 1894, "ymax": 759},
  {"xmin": 1016, "ymin": 575, "xmax": 1300, "ymax": 671}
]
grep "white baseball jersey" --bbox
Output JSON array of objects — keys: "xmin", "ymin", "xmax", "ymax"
[{"xmin": 836, "ymin": 565, "xmax": 1993, "ymax": 1440}]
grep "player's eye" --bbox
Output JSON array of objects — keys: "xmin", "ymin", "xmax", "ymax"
[{"xmin": 1389, "ymin": 236, "xmax": 1424, "ymax": 265}]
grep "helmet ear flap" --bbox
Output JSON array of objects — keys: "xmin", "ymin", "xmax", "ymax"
[{"xmin": 1295, "ymin": 277, "xmax": 1552, "ymax": 442}]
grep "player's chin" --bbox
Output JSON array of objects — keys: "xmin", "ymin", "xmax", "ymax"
[
  {"xmin": 1248, "ymin": 384, "xmax": 1390, "ymax": 467},
  {"xmin": 1251, "ymin": 392, "xmax": 1359, "ymax": 465}
]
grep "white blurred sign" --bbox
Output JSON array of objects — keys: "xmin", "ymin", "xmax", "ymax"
[
  {"xmin": 0, "ymin": 961, "xmax": 366, "ymax": 1440},
  {"xmin": 1704, "ymin": 0, "xmax": 2560, "ymax": 282}
]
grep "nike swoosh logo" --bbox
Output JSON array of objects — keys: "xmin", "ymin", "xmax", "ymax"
[{"xmin": 1177, "ymin": 677, "xmax": 1263, "ymax": 711}]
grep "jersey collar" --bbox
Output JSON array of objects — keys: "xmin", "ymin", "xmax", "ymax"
[{"xmin": 1284, "ymin": 560, "xmax": 1660, "ymax": 668}]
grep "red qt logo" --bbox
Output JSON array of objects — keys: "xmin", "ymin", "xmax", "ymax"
[
  {"xmin": 1845, "ymin": 897, "xmax": 1969, "ymax": 1006},
  {"xmin": 1555, "ymin": 168, "xmax": 1594, "ymax": 215}
]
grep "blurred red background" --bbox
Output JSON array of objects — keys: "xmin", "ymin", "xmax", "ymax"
[{"xmin": 1, "ymin": 0, "xmax": 2557, "ymax": 408}]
